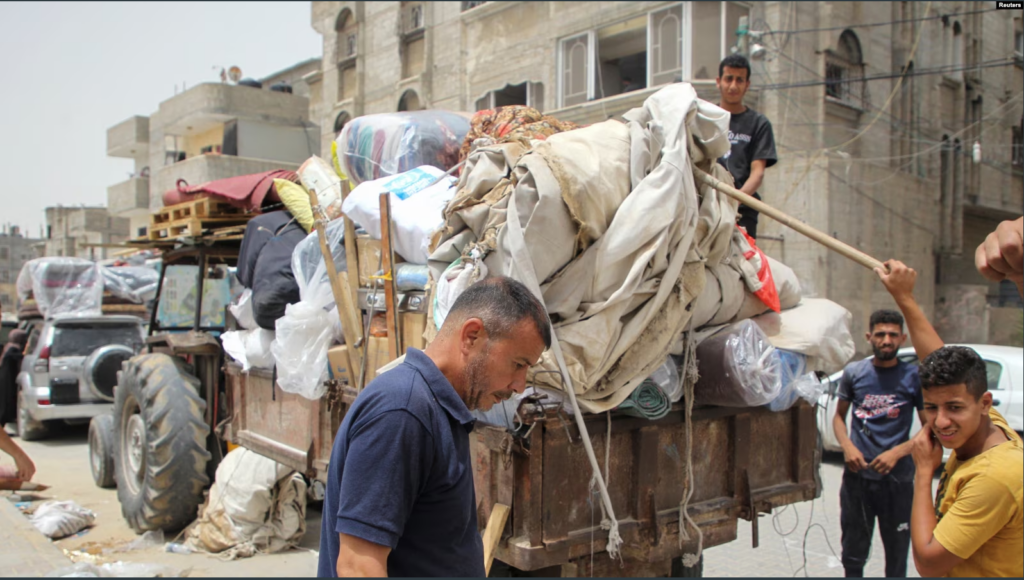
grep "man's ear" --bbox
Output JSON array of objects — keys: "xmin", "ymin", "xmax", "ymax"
[
  {"xmin": 458, "ymin": 318, "xmax": 486, "ymax": 356},
  {"xmin": 865, "ymin": 331, "xmax": 872, "ymax": 343},
  {"xmin": 896, "ymin": 333, "xmax": 908, "ymax": 347},
  {"xmin": 979, "ymin": 391, "xmax": 993, "ymax": 413}
]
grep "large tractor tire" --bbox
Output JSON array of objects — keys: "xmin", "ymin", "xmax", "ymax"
[
  {"xmin": 89, "ymin": 413, "xmax": 117, "ymax": 488},
  {"xmin": 113, "ymin": 354, "xmax": 211, "ymax": 533}
]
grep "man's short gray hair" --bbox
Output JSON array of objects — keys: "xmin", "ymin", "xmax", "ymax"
[{"xmin": 441, "ymin": 276, "xmax": 552, "ymax": 349}]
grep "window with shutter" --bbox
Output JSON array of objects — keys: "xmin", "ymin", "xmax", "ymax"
[{"xmin": 560, "ymin": 33, "xmax": 593, "ymax": 107}]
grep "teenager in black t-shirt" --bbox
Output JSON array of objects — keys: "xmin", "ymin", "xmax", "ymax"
[{"xmin": 715, "ymin": 55, "xmax": 778, "ymax": 239}]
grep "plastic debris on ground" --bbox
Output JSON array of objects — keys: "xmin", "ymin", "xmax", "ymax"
[
  {"xmin": 183, "ymin": 447, "xmax": 307, "ymax": 560},
  {"xmin": 17, "ymin": 258, "xmax": 104, "ymax": 318},
  {"xmin": 44, "ymin": 561, "xmax": 188, "ymax": 578},
  {"xmin": 336, "ymin": 110, "xmax": 470, "ymax": 185},
  {"xmin": 29, "ymin": 500, "xmax": 96, "ymax": 539},
  {"xmin": 694, "ymin": 320, "xmax": 782, "ymax": 407}
]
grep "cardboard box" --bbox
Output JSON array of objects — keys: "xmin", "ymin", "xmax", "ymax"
[{"xmin": 327, "ymin": 337, "xmax": 394, "ymax": 385}]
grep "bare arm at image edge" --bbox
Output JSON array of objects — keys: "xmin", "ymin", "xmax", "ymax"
[
  {"xmin": 336, "ymin": 533, "xmax": 390, "ymax": 577},
  {"xmin": 0, "ymin": 428, "xmax": 35, "ymax": 481},
  {"xmin": 875, "ymin": 260, "xmax": 944, "ymax": 360},
  {"xmin": 975, "ymin": 216, "xmax": 1023, "ymax": 296}
]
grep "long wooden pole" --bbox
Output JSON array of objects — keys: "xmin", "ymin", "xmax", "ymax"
[
  {"xmin": 692, "ymin": 167, "xmax": 887, "ymax": 272},
  {"xmin": 339, "ymin": 179, "xmax": 361, "ymax": 309},
  {"xmin": 379, "ymin": 193, "xmax": 401, "ymax": 362},
  {"xmin": 309, "ymin": 189, "xmax": 365, "ymax": 387}
]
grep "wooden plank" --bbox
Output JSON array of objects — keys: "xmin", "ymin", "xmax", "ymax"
[
  {"xmin": 379, "ymin": 193, "xmax": 400, "ymax": 361},
  {"xmin": 339, "ymin": 179, "xmax": 361, "ymax": 321},
  {"xmin": 482, "ymin": 503, "xmax": 511, "ymax": 576}
]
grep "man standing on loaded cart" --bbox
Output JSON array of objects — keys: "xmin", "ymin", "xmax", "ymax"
[{"xmin": 716, "ymin": 54, "xmax": 778, "ymax": 239}]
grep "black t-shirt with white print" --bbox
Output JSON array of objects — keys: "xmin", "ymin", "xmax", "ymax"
[{"xmin": 717, "ymin": 107, "xmax": 778, "ymax": 191}]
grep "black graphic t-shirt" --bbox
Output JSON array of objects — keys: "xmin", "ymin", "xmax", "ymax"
[{"xmin": 716, "ymin": 107, "xmax": 778, "ymax": 193}]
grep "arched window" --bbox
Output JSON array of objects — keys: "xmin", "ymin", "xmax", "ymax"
[
  {"xmin": 825, "ymin": 29, "xmax": 864, "ymax": 105},
  {"xmin": 334, "ymin": 111, "xmax": 351, "ymax": 136},
  {"xmin": 398, "ymin": 89, "xmax": 423, "ymax": 112},
  {"xmin": 335, "ymin": 9, "xmax": 357, "ymax": 62},
  {"xmin": 336, "ymin": 9, "xmax": 358, "ymax": 102}
]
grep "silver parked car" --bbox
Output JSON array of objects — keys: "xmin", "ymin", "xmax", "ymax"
[
  {"xmin": 818, "ymin": 344, "xmax": 1024, "ymax": 459},
  {"xmin": 16, "ymin": 315, "xmax": 145, "ymax": 441}
]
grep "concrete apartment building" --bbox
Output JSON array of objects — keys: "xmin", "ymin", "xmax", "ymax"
[
  {"xmin": 0, "ymin": 226, "xmax": 43, "ymax": 311},
  {"xmin": 40, "ymin": 206, "xmax": 130, "ymax": 262},
  {"xmin": 106, "ymin": 59, "xmax": 322, "ymax": 237},
  {"xmin": 308, "ymin": 1, "xmax": 1023, "ymax": 350}
]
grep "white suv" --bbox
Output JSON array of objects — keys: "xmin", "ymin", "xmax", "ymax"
[{"xmin": 16, "ymin": 315, "xmax": 145, "ymax": 440}]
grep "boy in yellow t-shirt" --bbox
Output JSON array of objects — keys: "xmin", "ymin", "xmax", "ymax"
[{"xmin": 875, "ymin": 260, "xmax": 1024, "ymax": 578}]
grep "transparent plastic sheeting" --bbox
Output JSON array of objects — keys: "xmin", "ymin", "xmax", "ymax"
[
  {"xmin": 694, "ymin": 319, "xmax": 783, "ymax": 407},
  {"xmin": 100, "ymin": 266, "xmax": 159, "ymax": 304},
  {"xmin": 335, "ymin": 110, "xmax": 470, "ymax": 185},
  {"xmin": 17, "ymin": 258, "xmax": 104, "ymax": 318}
]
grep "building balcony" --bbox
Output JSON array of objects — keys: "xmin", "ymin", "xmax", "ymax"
[
  {"xmin": 107, "ymin": 116, "xmax": 150, "ymax": 158},
  {"xmin": 548, "ymin": 81, "xmax": 756, "ymax": 126},
  {"xmin": 151, "ymin": 154, "xmax": 301, "ymax": 210},
  {"xmin": 107, "ymin": 177, "xmax": 150, "ymax": 218},
  {"xmin": 153, "ymin": 83, "xmax": 310, "ymax": 137}
]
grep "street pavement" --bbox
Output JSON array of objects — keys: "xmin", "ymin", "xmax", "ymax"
[
  {"xmin": 703, "ymin": 452, "xmax": 936, "ymax": 578},
  {"xmin": 3, "ymin": 424, "xmax": 938, "ymax": 578}
]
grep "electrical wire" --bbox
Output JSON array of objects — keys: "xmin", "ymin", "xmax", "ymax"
[{"xmin": 763, "ymin": 6, "xmax": 997, "ymax": 36}]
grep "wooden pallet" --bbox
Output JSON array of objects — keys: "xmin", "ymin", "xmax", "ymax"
[
  {"xmin": 151, "ymin": 197, "xmax": 247, "ymax": 227},
  {"xmin": 147, "ymin": 216, "xmax": 252, "ymax": 240}
]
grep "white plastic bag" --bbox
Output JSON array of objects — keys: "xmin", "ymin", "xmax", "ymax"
[
  {"xmin": 270, "ymin": 302, "xmax": 337, "ymax": 399},
  {"xmin": 222, "ymin": 328, "xmax": 275, "ymax": 371},
  {"xmin": 650, "ymin": 357, "xmax": 682, "ymax": 404},
  {"xmin": 45, "ymin": 561, "xmax": 184, "ymax": 578},
  {"xmin": 694, "ymin": 320, "xmax": 782, "ymax": 407},
  {"xmin": 29, "ymin": 500, "xmax": 96, "ymax": 539},
  {"xmin": 229, "ymin": 288, "xmax": 258, "ymax": 330},
  {"xmin": 292, "ymin": 217, "xmax": 347, "ymax": 311},
  {"xmin": 433, "ymin": 255, "xmax": 488, "ymax": 330},
  {"xmin": 341, "ymin": 166, "xmax": 457, "ymax": 264}
]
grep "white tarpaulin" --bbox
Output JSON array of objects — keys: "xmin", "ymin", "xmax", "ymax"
[{"xmin": 431, "ymin": 84, "xmax": 760, "ymax": 412}]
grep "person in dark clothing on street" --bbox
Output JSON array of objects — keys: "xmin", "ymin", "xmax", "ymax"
[
  {"xmin": 833, "ymin": 309, "xmax": 925, "ymax": 577},
  {"xmin": 0, "ymin": 329, "xmax": 28, "ymax": 429},
  {"xmin": 715, "ymin": 54, "xmax": 777, "ymax": 239},
  {"xmin": 318, "ymin": 276, "xmax": 550, "ymax": 577}
]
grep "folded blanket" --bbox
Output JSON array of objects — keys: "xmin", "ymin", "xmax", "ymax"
[{"xmin": 615, "ymin": 379, "xmax": 671, "ymax": 420}]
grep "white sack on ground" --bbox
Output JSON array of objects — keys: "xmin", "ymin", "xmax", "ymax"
[
  {"xmin": 184, "ymin": 448, "xmax": 307, "ymax": 560},
  {"xmin": 30, "ymin": 500, "xmax": 96, "ymax": 539},
  {"xmin": 751, "ymin": 298, "xmax": 856, "ymax": 374}
]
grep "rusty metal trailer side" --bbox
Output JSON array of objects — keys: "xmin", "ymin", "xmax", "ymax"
[{"xmin": 472, "ymin": 402, "xmax": 820, "ymax": 576}]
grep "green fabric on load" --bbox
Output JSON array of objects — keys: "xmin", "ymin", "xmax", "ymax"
[{"xmin": 615, "ymin": 379, "xmax": 671, "ymax": 420}]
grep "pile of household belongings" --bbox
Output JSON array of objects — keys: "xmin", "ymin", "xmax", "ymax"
[
  {"xmin": 16, "ymin": 257, "xmax": 158, "ymax": 320},
  {"xmin": 414, "ymin": 83, "xmax": 855, "ymax": 416},
  {"xmin": 183, "ymin": 447, "xmax": 307, "ymax": 560}
]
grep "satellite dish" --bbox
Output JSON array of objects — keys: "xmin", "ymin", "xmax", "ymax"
[{"xmin": 228, "ymin": 66, "xmax": 243, "ymax": 83}]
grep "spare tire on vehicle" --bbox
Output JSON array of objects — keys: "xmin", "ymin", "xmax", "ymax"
[
  {"xmin": 84, "ymin": 345, "xmax": 133, "ymax": 402},
  {"xmin": 113, "ymin": 354, "xmax": 211, "ymax": 533}
]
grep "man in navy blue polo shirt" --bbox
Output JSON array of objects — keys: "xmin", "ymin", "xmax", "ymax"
[{"xmin": 318, "ymin": 276, "xmax": 551, "ymax": 577}]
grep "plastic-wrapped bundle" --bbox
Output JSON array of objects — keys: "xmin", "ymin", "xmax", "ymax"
[
  {"xmin": 694, "ymin": 319, "xmax": 782, "ymax": 407},
  {"xmin": 336, "ymin": 111, "xmax": 470, "ymax": 185},
  {"xmin": 16, "ymin": 258, "xmax": 103, "ymax": 318},
  {"xmin": 100, "ymin": 266, "xmax": 160, "ymax": 304},
  {"xmin": 766, "ymin": 350, "xmax": 825, "ymax": 412}
]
